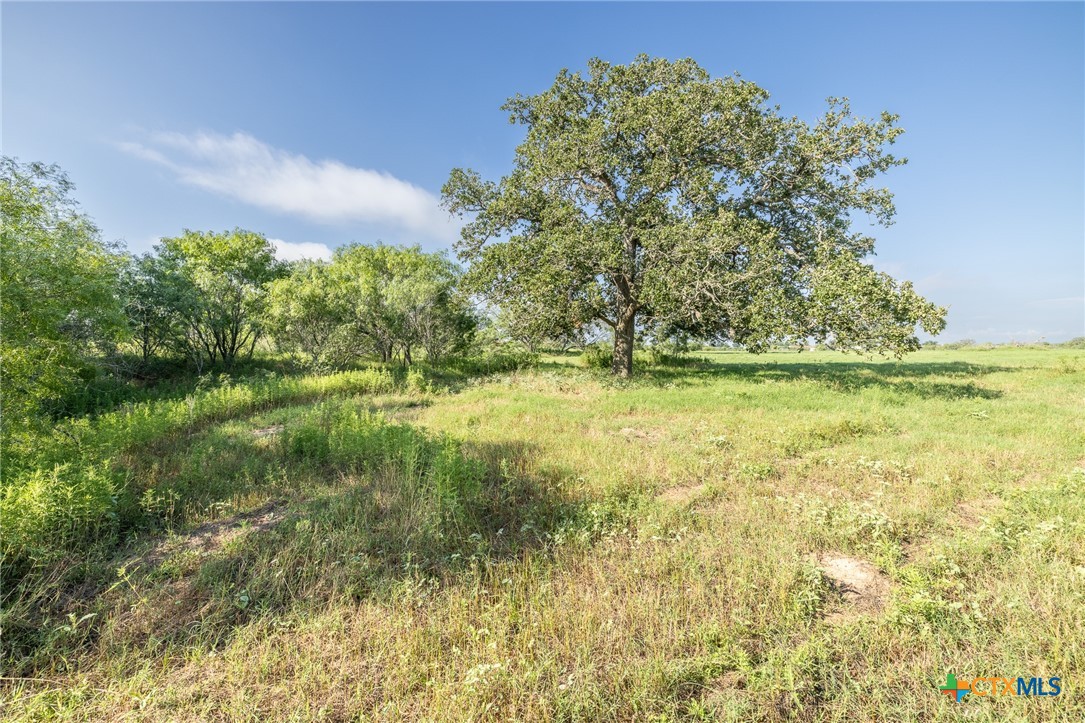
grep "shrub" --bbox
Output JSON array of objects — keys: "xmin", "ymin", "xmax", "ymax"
[
  {"xmin": 0, "ymin": 369, "xmax": 400, "ymax": 573},
  {"xmin": 0, "ymin": 462, "xmax": 120, "ymax": 565},
  {"xmin": 406, "ymin": 367, "xmax": 431, "ymax": 394},
  {"xmin": 582, "ymin": 343, "xmax": 613, "ymax": 370},
  {"xmin": 439, "ymin": 350, "xmax": 539, "ymax": 377},
  {"xmin": 646, "ymin": 346, "xmax": 705, "ymax": 368}
]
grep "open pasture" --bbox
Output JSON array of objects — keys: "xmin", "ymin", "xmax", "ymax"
[{"xmin": 3, "ymin": 347, "xmax": 1083, "ymax": 721}]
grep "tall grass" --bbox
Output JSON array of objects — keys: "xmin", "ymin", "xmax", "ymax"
[
  {"xmin": 282, "ymin": 402, "xmax": 484, "ymax": 530},
  {"xmin": 1, "ymin": 398, "xmax": 497, "ymax": 674},
  {"xmin": 2, "ymin": 351, "xmax": 539, "ymax": 581},
  {"xmin": 1, "ymin": 369, "xmax": 398, "ymax": 571},
  {"xmin": 4, "ymin": 348, "xmax": 1084, "ymax": 720}
]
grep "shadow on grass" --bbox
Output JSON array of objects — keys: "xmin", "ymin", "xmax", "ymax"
[
  {"xmin": 111, "ymin": 436, "xmax": 591, "ymax": 653},
  {"xmin": 625, "ymin": 360, "xmax": 1013, "ymax": 400},
  {"xmin": 9, "ymin": 426, "xmax": 608, "ymax": 669}
]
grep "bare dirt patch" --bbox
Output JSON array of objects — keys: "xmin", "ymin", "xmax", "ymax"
[
  {"xmin": 176, "ymin": 500, "xmax": 285, "ymax": 553},
  {"xmin": 952, "ymin": 496, "xmax": 1002, "ymax": 529},
  {"xmin": 616, "ymin": 427, "xmax": 667, "ymax": 443},
  {"xmin": 657, "ymin": 483, "xmax": 707, "ymax": 503},
  {"xmin": 811, "ymin": 552, "xmax": 890, "ymax": 622},
  {"xmin": 134, "ymin": 500, "xmax": 287, "ymax": 570}
]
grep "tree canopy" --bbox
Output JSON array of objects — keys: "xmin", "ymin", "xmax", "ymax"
[
  {"xmin": 155, "ymin": 229, "xmax": 281, "ymax": 369},
  {"xmin": 265, "ymin": 261, "xmax": 352, "ymax": 370},
  {"xmin": 442, "ymin": 55, "xmax": 946, "ymax": 375},
  {"xmin": 327, "ymin": 244, "xmax": 474, "ymax": 366},
  {"xmin": 264, "ymin": 244, "xmax": 476, "ymax": 368},
  {"xmin": 1, "ymin": 158, "xmax": 126, "ymax": 426}
]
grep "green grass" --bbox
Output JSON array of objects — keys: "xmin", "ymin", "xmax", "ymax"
[{"xmin": 2, "ymin": 348, "xmax": 1083, "ymax": 721}]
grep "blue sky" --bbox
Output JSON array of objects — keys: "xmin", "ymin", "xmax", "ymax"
[{"xmin": 4, "ymin": 2, "xmax": 1082, "ymax": 342}]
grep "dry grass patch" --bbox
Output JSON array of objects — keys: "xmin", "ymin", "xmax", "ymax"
[
  {"xmin": 128, "ymin": 499, "xmax": 288, "ymax": 575},
  {"xmin": 657, "ymin": 483, "xmax": 709, "ymax": 504},
  {"xmin": 615, "ymin": 426, "xmax": 668, "ymax": 443},
  {"xmin": 251, "ymin": 424, "xmax": 285, "ymax": 438}
]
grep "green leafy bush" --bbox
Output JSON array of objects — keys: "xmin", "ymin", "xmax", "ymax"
[
  {"xmin": 582, "ymin": 343, "xmax": 613, "ymax": 370},
  {"xmin": 440, "ymin": 350, "xmax": 539, "ymax": 377}
]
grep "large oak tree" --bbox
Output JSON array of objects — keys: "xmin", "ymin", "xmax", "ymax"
[{"xmin": 442, "ymin": 56, "xmax": 945, "ymax": 376}]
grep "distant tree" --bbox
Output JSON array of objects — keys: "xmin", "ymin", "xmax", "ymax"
[
  {"xmin": 647, "ymin": 323, "xmax": 698, "ymax": 358},
  {"xmin": 329, "ymin": 245, "xmax": 475, "ymax": 365},
  {"xmin": 0, "ymin": 157, "xmax": 126, "ymax": 427},
  {"xmin": 264, "ymin": 261, "xmax": 353, "ymax": 369},
  {"xmin": 329, "ymin": 245, "xmax": 403, "ymax": 363},
  {"xmin": 412, "ymin": 285, "xmax": 476, "ymax": 365},
  {"xmin": 443, "ymin": 56, "xmax": 946, "ymax": 376},
  {"xmin": 384, "ymin": 251, "xmax": 475, "ymax": 365},
  {"xmin": 119, "ymin": 253, "xmax": 188, "ymax": 367},
  {"xmin": 156, "ymin": 229, "xmax": 281, "ymax": 369},
  {"xmin": 495, "ymin": 296, "xmax": 587, "ymax": 353}
]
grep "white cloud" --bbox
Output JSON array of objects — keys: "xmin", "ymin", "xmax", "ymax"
[
  {"xmin": 269, "ymin": 238, "xmax": 333, "ymax": 262},
  {"xmin": 120, "ymin": 131, "xmax": 459, "ymax": 241}
]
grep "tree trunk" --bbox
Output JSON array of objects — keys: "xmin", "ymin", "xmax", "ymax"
[
  {"xmin": 141, "ymin": 329, "xmax": 151, "ymax": 366},
  {"xmin": 611, "ymin": 305, "xmax": 635, "ymax": 377},
  {"xmin": 610, "ymin": 230, "xmax": 639, "ymax": 377}
]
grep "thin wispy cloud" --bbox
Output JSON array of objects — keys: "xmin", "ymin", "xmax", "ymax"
[
  {"xmin": 270, "ymin": 238, "xmax": 333, "ymax": 262},
  {"xmin": 118, "ymin": 131, "xmax": 458, "ymax": 241}
]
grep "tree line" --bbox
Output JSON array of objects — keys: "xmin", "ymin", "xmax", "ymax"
[
  {"xmin": 4, "ymin": 55, "xmax": 950, "ymax": 431},
  {"xmin": 1, "ymin": 158, "xmax": 481, "ymax": 435},
  {"xmin": 125, "ymin": 231, "xmax": 476, "ymax": 372}
]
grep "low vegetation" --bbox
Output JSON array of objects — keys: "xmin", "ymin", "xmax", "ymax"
[
  {"xmin": 2, "ymin": 56, "xmax": 1078, "ymax": 721},
  {"xmin": 3, "ymin": 347, "xmax": 1083, "ymax": 720}
]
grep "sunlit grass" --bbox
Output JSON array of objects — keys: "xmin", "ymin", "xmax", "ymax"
[{"xmin": 3, "ymin": 348, "xmax": 1082, "ymax": 721}]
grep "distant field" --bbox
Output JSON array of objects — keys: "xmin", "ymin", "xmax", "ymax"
[{"xmin": 3, "ymin": 348, "xmax": 1083, "ymax": 721}]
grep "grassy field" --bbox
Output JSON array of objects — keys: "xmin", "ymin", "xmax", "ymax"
[{"xmin": 3, "ymin": 348, "xmax": 1083, "ymax": 721}]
